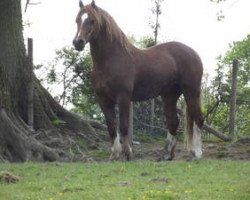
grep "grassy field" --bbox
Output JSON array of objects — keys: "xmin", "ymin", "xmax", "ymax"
[{"xmin": 0, "ymin": 160, "xmax": 249, "ymax": 200}]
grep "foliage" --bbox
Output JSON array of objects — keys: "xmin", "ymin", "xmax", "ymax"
[
  {"xmin": 149, "ymin": 0, "xmax": 164, "ymax": 43},
  {"xmin": 45, "ymin": 47, "xmax": 87, "ymax": 107},
  {"xmin": 209, "ymin": 0, "xmax": 229, "ymax": 21},
  {"xmin": 43, "ymin": 47, "xmax": 102, "ymax": 120},
  {"xmin": 204, "ymin": 34, "xmax": 250, "ymax": 136},
  {"xmin": 70, "ymin": 53, "xmax": 103, "ymax": 121},
  {"xmin": 52, "ymin": 118, "xmax": 67, "ymax": 128},
  {"xmin": 0, "ymin": 160, "xmax": 249, "ymax": 200},
  {"xmin": 137, "ymin": 36, "xmax": 155, "ymax": 48},
  {"xmin": 222, "ymin": 35, "xmax": 250, "ymax": 88}
]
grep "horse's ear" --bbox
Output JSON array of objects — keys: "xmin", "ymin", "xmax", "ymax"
[
  {"xmin": 91, "ymin": 0, "xmax": 97, "ymax": 9},
  {"xmin": 79, "ymin": 0, "xmax": 84, "ymax": 8}
]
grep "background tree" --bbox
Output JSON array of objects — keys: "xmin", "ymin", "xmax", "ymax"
[
  {"xmin": 0, "ymin": 0, "xmax": 100, "ymax": 162},
  {"xmin": 43, "ymin": 47, "xmax": 103, "ymax": 121},
  {"xmin": 204, "ymin": 34, "xmax": 250, "ymax": 137},
  {"xmin": 149, "ymin": 0, "xmax": 164, "ymax": 127}
]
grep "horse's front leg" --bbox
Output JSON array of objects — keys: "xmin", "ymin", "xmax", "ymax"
[
  {"xmin": 117, "ymin": 94, "xmax": 132, "ymax": 161},
  {"xmin": 98, "ymin": 97, "xmax": 121, "ymax": 161}
]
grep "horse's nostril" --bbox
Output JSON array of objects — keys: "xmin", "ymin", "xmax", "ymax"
[
  {"xmin": 73, "ymin": 39, "xmax": 84, "ymax": 46},
  {"xmin": 73, "ymin": 39, "xmax": 85, "ymax": 51}
]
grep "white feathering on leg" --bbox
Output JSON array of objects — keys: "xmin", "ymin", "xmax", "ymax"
[
  {"xmin": 166, "ymin": 133, "xmax": 177, "ymax": 152},
  {"xmin": 192, "ymin": 122, "xmax": 202, "ymax": 159},
  {"xmin": 111, "ymin": 133, "xmax": 122, "ymax": 159}
]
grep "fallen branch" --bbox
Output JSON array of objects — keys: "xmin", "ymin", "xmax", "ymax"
[{"xmin": 203, "ymin": 123, "xmax": 231, "ymax": 141}]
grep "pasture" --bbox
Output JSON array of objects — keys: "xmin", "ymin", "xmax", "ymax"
[{"xmin": 0, "ymin": 160, "xmax": 249, "ymax": 200}]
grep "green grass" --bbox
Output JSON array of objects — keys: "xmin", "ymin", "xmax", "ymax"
[{"xmin": 0, "ymin": 160, "xmax": 249, "ymax": 200}]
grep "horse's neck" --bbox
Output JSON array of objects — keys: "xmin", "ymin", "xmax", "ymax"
[
  {"xmin": 90, "ymin": 38, "xmax": 112, "ymax": 62},
  {"xmin": 90, "ymin": 38, "xmax": 130, "ymax": 65}
]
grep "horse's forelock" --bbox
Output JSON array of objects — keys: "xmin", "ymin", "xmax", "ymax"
[{"xmin": 76, "ymin": 8, "xmax": 86, "ymax": 23}]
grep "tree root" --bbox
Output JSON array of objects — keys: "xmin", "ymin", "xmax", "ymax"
[
  {"xmin": 0, "ymin": 76, "xmax": 108, "ymax": 162},
  {"xmin": 0, "ymin": 108, "xmax": 60, "ymax": 162}
]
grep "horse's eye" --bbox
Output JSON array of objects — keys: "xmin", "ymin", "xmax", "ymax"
[{"xmin": 90, "ymin": 20, "xmax": 95, "ymax": 24}]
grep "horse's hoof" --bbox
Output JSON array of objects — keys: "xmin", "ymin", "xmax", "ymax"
[
  {"xmin": 155, "ymin": 154, "xmax": 173, "ymax": 162},
  {"xmin": 109, "ymin": 152, "xmax": 120, "ymax": 161},
  {"xmin": 162, "ymin": 149, "xmax": 175, "ymax": 161},
  {"xmin": 121, "ymin": 150, "xmax": 132, "ymax": 161},
  {"xmin": 163, "ymin": 154, "xmax": 174, "ymax": 161},
  {"xmin": 109, "ymin": 151, "xmax": 132, "ymax": 161},
  {"xmin": 186, "ymin": 151, "xmax": 199, "ymax": 161},
  {"xmin": 125, "ymin": 152, "xmax": 131, "ymax": 161},
  {"xmin": 121, "ymin": 144, "xmax": 132, "ymax": 161}
]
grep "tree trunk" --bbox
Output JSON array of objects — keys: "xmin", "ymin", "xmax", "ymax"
[
  {"xmin": 27, "ymin": 38, "xmax": 34, "ymax": 129},
  {"xmin": 0, "ymin": 0, "xmax": 101, "ymax": 162},
  {"xmin": 149, "ymin": 1, "xmax": 161, "ymax": 128}
]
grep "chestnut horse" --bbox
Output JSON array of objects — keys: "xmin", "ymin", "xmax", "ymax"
[{"xmin": 73, "ymin": 1, "xmax": 204, "ymax": 161}]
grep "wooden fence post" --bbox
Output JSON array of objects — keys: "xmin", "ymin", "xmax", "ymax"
[
  {"xmin": 229, "ymin": 59, "xmax": 239, "ymax": 140},
  {"xmin": 27, "ymin": 38, "xmax": 34, "ymax": 130},
  {"xmin": 150, "ymin": 99, "xmax": 155, "ymax": 127}
]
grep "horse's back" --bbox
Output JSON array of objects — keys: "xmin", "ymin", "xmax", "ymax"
[
  {"xmin": 132, "ymin": 41, "xmax": 203, "ymax": 101},
  {"xmin": 155, "ymin": 41, "xmax": 203, "ymax": 89},
  {"xmin": 154, "ymin": 41, "xmax": 202, "ymax": 70}
]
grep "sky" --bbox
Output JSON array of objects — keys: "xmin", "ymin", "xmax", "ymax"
[{"xmin": 22, "ymin": 0, "xmax": 250, "ymax": 78}]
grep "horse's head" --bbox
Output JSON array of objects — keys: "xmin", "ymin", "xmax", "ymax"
[{"xmin": 73, "ymin": 0, "xmax": 99, "ymax": 51}]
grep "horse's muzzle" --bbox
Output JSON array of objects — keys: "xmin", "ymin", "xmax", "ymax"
[{"xmin": 73, "ymin": 39, "xmax": 85, "ymax": 51}]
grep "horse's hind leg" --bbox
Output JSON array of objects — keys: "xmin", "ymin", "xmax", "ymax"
[
  {"xmin": 184, "ymin": 92, "xmax": 204, "ymax": 159},
  {"xmin": 161, "ymin": 93, "xmax": 181, "ymax": 160}
]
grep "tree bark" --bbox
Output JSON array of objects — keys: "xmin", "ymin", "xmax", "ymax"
[
  {"xmin": 27, "ymin": 38, "xmax": 34, "ymax": 129},
  {"xmin": 0, "ymin": 0, "xmax": 102, "ymax": 162}
]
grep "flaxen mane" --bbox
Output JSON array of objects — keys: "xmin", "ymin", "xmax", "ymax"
[{"xmin": 84, "ymin": 5, "xmax": 130, "ymax": 48}]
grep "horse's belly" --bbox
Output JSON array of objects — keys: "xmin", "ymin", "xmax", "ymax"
[
  {"xmin": 131, "ymin": 84, "xmax": 162, "ymax": 101},
  {"xmin": 131, "ymin": 93, "xmax": 160, "ymax": 102}
]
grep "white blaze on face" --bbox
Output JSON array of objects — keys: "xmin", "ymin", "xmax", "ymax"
[
  {"xmin": 81, "ymin": 13, "xmax": 88, "ymax": 22},
  {"xmin": 75, "ymin": 13, "xmax": 89, "ymax": 41}
]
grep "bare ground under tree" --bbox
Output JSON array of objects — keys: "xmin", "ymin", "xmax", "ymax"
[
  {"xmin": 131, "ymin": 137, "xmax": 250, "ymax": 161},
  {"xmin": 11, "ymin": 126, "xmax": 248, "ymax": 163}
]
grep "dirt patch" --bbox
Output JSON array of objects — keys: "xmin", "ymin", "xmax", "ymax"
[
  {"xmin": 135, "ymin": 139, "xmax": 250, "ymax": 161},
  {"xmin": 86, "ymin": 136, "xmax": 250, "ymax": 161},
  {"xmin": 17, "ymin": 128, "xmax": 249, "ymax": 162}
]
